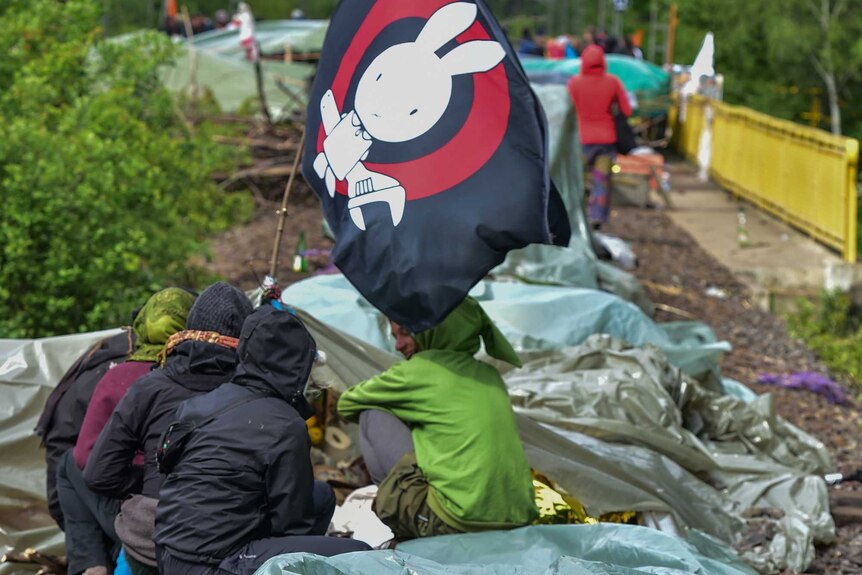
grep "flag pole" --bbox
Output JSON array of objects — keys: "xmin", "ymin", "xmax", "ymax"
[{"xmin": 268, "ymin": 132, "xmax": 306, "ymax": 280}]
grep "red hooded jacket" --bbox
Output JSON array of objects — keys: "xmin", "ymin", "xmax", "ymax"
[{"xmin": 567, "ymin": 45, "xmax": 632, "ymax": 145}]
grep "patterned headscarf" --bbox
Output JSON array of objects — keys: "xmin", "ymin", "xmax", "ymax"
[{"xmin": 128, "ymin": 288, "xmax": 196, "ymax": 362}]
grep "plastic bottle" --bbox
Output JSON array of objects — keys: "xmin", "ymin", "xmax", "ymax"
[
  {"xmin": 293, "ymin": 231, "xmax": 308, "ymax": 273},
  {"xmin": 737, "ymin": 206, "xmax": 750, "ymax": 247}
]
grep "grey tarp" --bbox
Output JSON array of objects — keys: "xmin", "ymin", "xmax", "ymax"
[
  {"xmin": 0, "ymin": 329, "xmax": 122, "ymax": 574},
  {"xmin": 277, "ymin": 279, "xmax": 832, "ymax": 572},
  {"xmin": 504, "ymin": 335, "xmax": 834, "ymax": 573},
  {"xmin": 0, "ymin": 308, "xmax": 831, "ymax": 574},
  {"xmin": 256, "ymin": 524, "xmax": 757, "ymax": 575}
]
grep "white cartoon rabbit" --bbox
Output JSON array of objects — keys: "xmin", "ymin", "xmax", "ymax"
[{"xmin": 312, "ymin": 1, "xmax": 505, "ymax": 231}]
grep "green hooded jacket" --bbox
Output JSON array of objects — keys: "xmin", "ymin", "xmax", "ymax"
[{"xmin": 339, "ymin": 298, "xmax": 538, "ymax": 532}]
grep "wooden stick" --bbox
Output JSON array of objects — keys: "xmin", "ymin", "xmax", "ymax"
[
  {"xmin": 254, "ymin": 44, "xmax": 274, "ymax": 127},
  {"xmin": 211, "ymin": 135, "xmax": 299, "ymax": 151},
  {"xmin": 269, "ymin": 132, "xmax": 306, "ymax": 279},
  {"xmin": 181, "ymin": 6, "xmax": 198, "ymax": 105}
]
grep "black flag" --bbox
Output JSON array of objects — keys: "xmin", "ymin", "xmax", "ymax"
[{"xmin": 302, "ymin": 0, "xmax": 570, "ymax": 332}]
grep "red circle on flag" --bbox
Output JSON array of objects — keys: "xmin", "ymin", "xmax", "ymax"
[{"xmin": 315, "ymin": 0, "xmax": 510, "ymax": 201}]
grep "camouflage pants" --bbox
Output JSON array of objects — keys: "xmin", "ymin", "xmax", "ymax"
[{"xmin": 374, "ymin": 452, "xmax": 462, "ymax": 539}]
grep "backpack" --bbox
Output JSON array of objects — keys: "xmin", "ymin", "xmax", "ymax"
[{"xmin": 157, "ymin": 392, "xmax": 269, "ymax": 474}]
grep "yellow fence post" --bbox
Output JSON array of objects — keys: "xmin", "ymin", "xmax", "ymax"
[{"xmin": 845, "ymin": 139, "xmax": 859, "ymax": 262}]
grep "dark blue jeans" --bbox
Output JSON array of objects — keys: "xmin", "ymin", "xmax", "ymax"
[{"xmin": 56, "ymin": 449, "xmax": 121, "ymax": 574}]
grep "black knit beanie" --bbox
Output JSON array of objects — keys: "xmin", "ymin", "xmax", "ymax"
[{"xmin": 185, "ymin": 282, "xmax": 254, "ymax": 338}]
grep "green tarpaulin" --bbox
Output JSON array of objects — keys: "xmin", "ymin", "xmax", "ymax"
[
  {"xmin": 190, "ymin": 20, "xmax": 328, "ymax": 58},
  {"xmin": 256, "ymin": 525, "xmax": 757, "ymax": 575},
  {"xmin": 521, "ymin": 54, "xmax": 669, "ymax": 95},
  {"xmin": 161, "ymin": 45, "xmax": 313, "ymax": 117}
]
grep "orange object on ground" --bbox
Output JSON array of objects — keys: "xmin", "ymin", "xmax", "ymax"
[
  {"xmin": 165, "ymin": 0, "xmax": 177, "ymax": 18},
  {"xmin": 615, "ymin": 153, "xmax": 664, "ymax": 190}
]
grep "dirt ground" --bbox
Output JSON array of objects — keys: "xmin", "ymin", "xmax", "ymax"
[
  {"xmin": 209, "ymin": 179, "xmax": 334, "ymax": 290},
  {"xmin": 604, "ymin": 206, "xmax": 862, "ymax": 575},
  {"xmin": 210, "ymin": 175, "xmax": 862, "ymax": 574}
]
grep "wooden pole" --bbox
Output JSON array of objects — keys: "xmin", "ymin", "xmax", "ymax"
[
  {"xmin": 665, "ymin": 3, "xmax": 678, "ymax": 67},
  {"xmin": 254, "ymin": 51, "xmax": 274, "ymax": 126},
  {"xmin": 648, "ymin": 0, "xmax": 657, "ymax": 62},
  {"xmin": 268, "ymin": 132, "xmax": 306, "ymax": 279},
  {"xmin": 181, "ymin": 6, "xmax": 198, "ymax": 104}
]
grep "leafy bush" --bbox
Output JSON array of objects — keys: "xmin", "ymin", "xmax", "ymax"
[
  {"xmin": 0, "ymin": 0, "xmax": 251, "ymax": 337},
  {"xmin": 785, "ymin": 292, "xmax": 862, "ymax": 385}
]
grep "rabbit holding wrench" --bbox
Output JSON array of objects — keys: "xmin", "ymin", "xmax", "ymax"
[{"xmin": 313, "ymin": 2, "xmax": 505, "ymax": 231}]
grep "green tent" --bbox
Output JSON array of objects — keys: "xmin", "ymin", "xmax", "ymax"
[
  {"xmin": 190, "ymin": 20, "xmax": 328, "ymax": 59},
  {"xmin": 520, "ymin": 54, "xmax": 669, "ymax": 94}
]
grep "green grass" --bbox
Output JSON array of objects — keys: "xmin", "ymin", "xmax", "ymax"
[{"xmin": 785, "ymin": 291, "xmax": 862, "ymax": 387}]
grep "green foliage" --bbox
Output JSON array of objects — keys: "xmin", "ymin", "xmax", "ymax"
[
  {"xmin": 785, "ymin": 292, "xmax": 862, "ymax": 385},
  {"xmin": 671, "ymin": 0, "xmax": 862, "ymax": 137},
  {"xmin": 0, "ymin": 0, "xmax": 250, "ymax": 337},
  {"xmin": 99, "ymin": 0, "xmax": 337, "ymax": 34}
]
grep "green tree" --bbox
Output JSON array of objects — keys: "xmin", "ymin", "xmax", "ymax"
[
  {"xmin": 670, "ymin": 0, "xmax": 862, "ymax": 137},
  {"xmin": 0, "ymin": 0, "xmax": 249, "ymax": 337}
]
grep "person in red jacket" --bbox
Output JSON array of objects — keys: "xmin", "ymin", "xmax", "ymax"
[{"xmin": 567, "ymin": 44, "xmax": 632, "ymax": 228}]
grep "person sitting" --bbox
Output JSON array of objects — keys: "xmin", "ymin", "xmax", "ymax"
[
  {"xmin": 85, "ymin": 282, "xmax": 253, "ymax": 574},
  {"xmin": 56, "ymin": 288, "xmax": 195, "ymax": 575},
  {"xmin": 338, "ymin": 297, "xmax": 538, "ymax": 538},
  {"xmin": 155, "ymin": 305, "xmax": 370, "ymax": 574}
]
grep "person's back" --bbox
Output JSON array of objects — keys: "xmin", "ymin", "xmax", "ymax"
[
  {"xmin": 383, "ymin": 350, "xmax": 531, "ymax": 530},
  {"xmin": 84, "ymin": 282, "xmax": 253, "ymax": 571},
  {"xmin": 339, "ymin": 297, "xmax": 538, "ymax": 535},
  {"xmin": 156, "ymin": 305, "xmax": 369, "ymax": 574},
  {"xmin": 567, "ymin": 44, "xmax": 631, "ymax": 145},
  {"xmin": 36, "ymin": 328, "xmax": 133, "ymax": 528},
  {"xmin": 57, "ymin": 287, "xmax": 195, "ymax": 575}
]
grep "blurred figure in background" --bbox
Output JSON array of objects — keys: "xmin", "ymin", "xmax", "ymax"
[{"xmin": 567, "ymin": 44, "xmax": 632, "ymax": 228}]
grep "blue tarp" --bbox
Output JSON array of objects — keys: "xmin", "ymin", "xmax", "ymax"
[
  {"xmin": 281, "ymin": 274, "xmax": 729, "ymax": 386},
  {"xmin": 255, "ymin": 524, "xmax": 757, "ymax": 575}
]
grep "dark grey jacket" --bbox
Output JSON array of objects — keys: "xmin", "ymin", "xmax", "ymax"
[
  {"xmin": 154, "ymin": 305, "xmax": 318, "ymax": 565},
  {"xmin": 84, "ymin": 340, "xmax": 236, "ymax": 499}
]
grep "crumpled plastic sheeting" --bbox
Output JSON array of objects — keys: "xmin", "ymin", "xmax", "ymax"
[
  {"xmin": 0, "ymin": 315, "xmax": 829, "ymax": 574},
  {"xmin": 281, "ymin": 275, "xmax": 729, "ymax": 388},
  {"xmin": 255, "ymin": 524, "xmax": 757, "ymax": 575},
  {"xmin": 0, "ymin": 329, "xmax": 122, "ymax": 572},
  {"xmin": 505, "ymin": 335, "xmax": 834, "ymax": 573}
]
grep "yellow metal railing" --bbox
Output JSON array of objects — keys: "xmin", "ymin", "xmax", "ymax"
[{"xmin": 672, "ymin": 95, "xmax": 859, "ymax": 261}]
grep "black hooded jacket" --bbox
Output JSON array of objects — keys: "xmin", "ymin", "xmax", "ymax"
[
  {"xmin": 84, "ymin": 340, "xmax": 237, "ymax": 499},
  {"xmin": 154, "ymin": 305, "xmax": 318, "ymax": 565}
]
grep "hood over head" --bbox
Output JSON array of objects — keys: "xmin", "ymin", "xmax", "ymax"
[
  {"xmin": 414, "ymin": 296, "xmax": 522, "ymax": 367},
  {"xmin": 129, "ymin": 288, "xmax": 196, "ymax": 362},
  {"xmin": 580, "ymin": 44, "xmax": 606, "ymax": 75},
  {"xmin": 233, "ymin": 305, "xmax": 317, "ymax": 412}
]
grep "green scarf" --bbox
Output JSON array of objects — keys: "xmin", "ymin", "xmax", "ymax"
[
  {"xmin": 414, "ymin": 296, "xmax": 522, "ymax": 367},
  {"xmin": 128, "ymin": 288, "xmax": 196, "ymax": 362}
]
